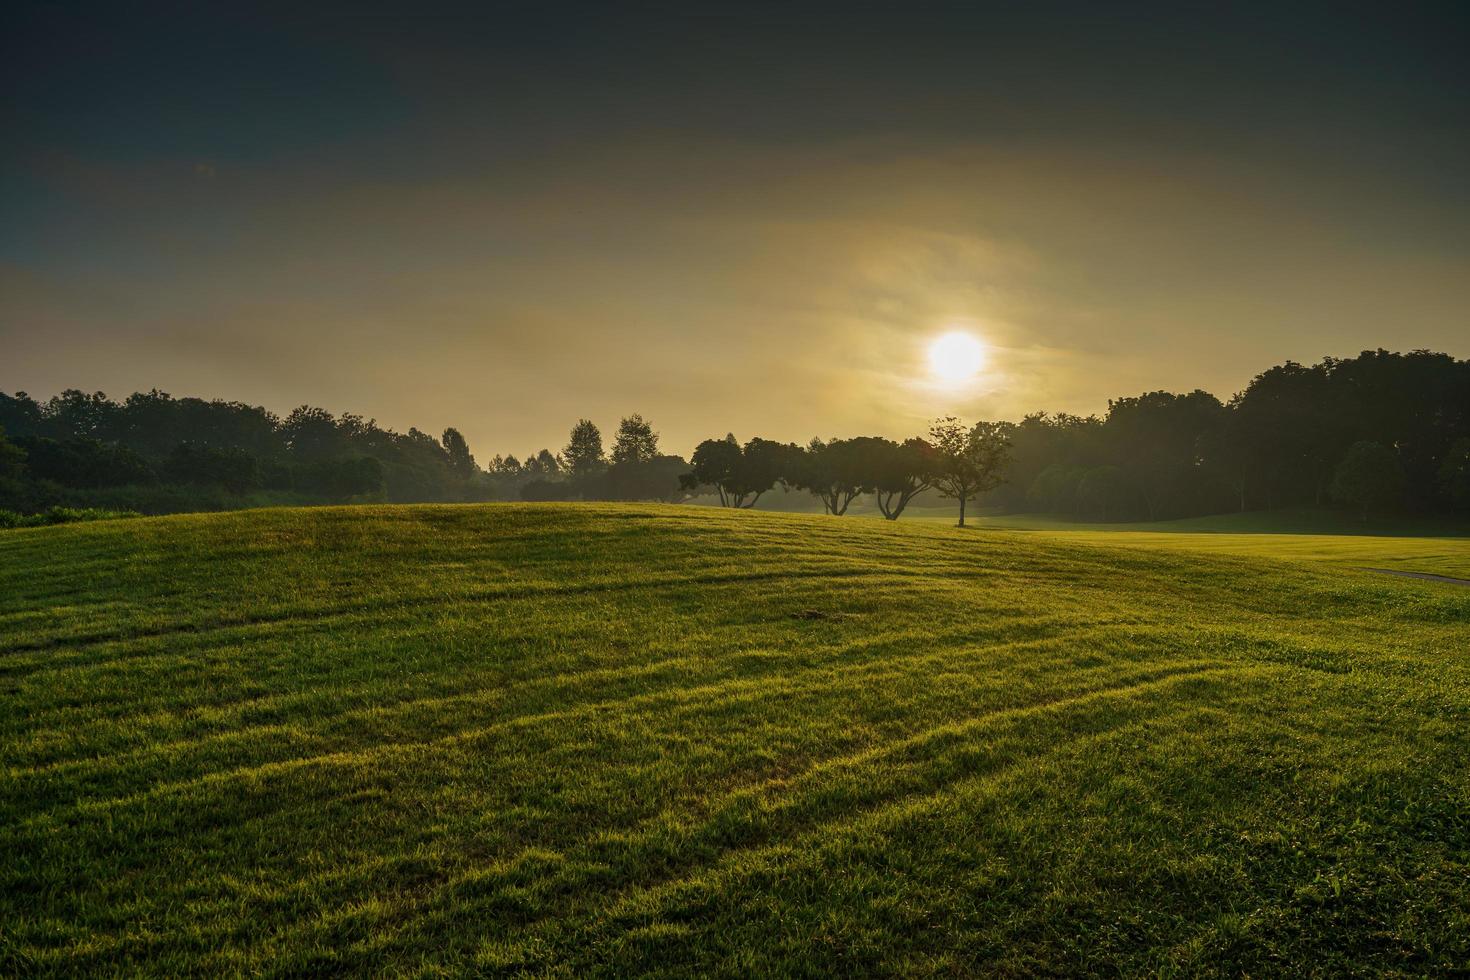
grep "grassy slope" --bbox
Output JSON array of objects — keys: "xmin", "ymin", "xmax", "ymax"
[
  {"xmin": 2, "ymin": 504, "xmax": 1468, "ymax": 975},
  {"xmin": 923, "ymin": 510, "xmax": 1470, "ymax": 581}
]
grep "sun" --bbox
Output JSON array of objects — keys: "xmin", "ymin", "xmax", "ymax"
[{"xmin": 927, "ymin": 331, "xmax": 987, "ymax": 385}]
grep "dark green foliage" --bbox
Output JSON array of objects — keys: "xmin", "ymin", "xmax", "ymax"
[
  {"xmin": 681, "ymin": 435, "xmax": 797, "ymax": 508},
  {"xmin": 14, "ymin": 436, "xmax": 155, "ymax": 488},
  {"xmin": 289, "ymin": 456, "xmax": 385, "ymax": 501},
  {"xmin": 1076, "ymin": 465, "xmax": 1136, "ymax": 521},
  {"xmin": 0, "ymin": 426, "xmax": 26, "ymax": 481},
  {"xmin": 0, "ymin": 390, "xmax": 477, "ymax": 514},
  {"xmin": 1027, "ymin": 462, "xmax": 1086, "ymax": 514},
  {"xmin": 1331, "ymin": 441, "xmax": 1407, "ymax": 520},
  {"xmin": 604, "ymin": 454, "xmax": 691, "ymax": 502},
  {"xmin": 786, "ymin": 437, "xmax": 879, "ymax": 516},
  {"xmin": 164, "ymin": 442, "xmax": 261, "ymax": 493},
  {"xmin": 988, "ymin": 350, "xmax": 1470, "ymax": 520},
  {"xmin": 0, "ymin": 506, "xmax": 139, "ymax": 528},
  {"xmin": 1439, "ymin": 438, "xmax": 1470, "ymax": 513},
  {"xmin": 520, "ymin": 478, "xmax": 575, "ymax": 501}
]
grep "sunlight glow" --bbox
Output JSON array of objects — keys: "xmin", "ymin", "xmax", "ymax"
[{"xmin": 927, "ymin": 331, "xmax": 987, "ymax": 385}]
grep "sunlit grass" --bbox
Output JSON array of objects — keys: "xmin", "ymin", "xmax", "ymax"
[{"xmin": 2, "ymin": 504, "xmax": 1468, "ymax": 974}]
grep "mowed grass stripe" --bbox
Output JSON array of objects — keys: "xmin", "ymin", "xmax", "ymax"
[
  {"xmin": 7, "ymin": 611, "xmax": 1126, "ymax": 791},
  {"xmin": 22, "ymin": 666, "xmax": 1227, "ymax": 974},
  {"xmin": 9, "ymin": 622, "xmax": 1179, "ymax": 829},
  {"xmin": 2, "ymin": 504, "xmax": 1468, "ymax": 975}
]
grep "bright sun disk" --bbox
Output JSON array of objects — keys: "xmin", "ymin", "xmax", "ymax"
[{"xmin": 928, "ymin": 331, "xmax": 987, "ymax": 384}]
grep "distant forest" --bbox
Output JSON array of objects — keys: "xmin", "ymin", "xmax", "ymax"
[{"xmin": 2, "ymin": 349, "xmax": 1467, "ymax": 522}]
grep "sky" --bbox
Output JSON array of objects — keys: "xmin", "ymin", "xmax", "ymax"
[{"xmin": 3, "ymin": 1, "xmax": 1468, "ymax": 459}]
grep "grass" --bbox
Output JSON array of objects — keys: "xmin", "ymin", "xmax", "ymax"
[
  {"xmin": 2, "ymin": 503, "xmax": 1468, "ymax": 975},
  {"xmin": 944, "ymin": 510, "xmax": 1470, "ymax": 581}
]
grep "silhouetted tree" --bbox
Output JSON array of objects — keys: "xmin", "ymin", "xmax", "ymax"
[
  {"xmin": 281, "ymin": 406, "xmax": 342, "ymax": 461},
  {"xmin": 788, "ymin": 437, "xmax": 875, "ymax": 516},
  {"xmin": 1440, "ymin": 438, "xmax": 1470, "ymax": 514},
  {"xmin": 871, "ymin": 437, "xmax": 938, "ymax": 520},
  {"xmin": 44, "ymin": 390, "xmax": 118, "ymax": 440},
  {"xmin": 164, "ymin": 443, "xmax": 260, "ymax": 494},
  {"xmin": 1104, "ymin": 389, "xmax": 1226, "ymax": 521},
  {"xmin": 0, "ymin": 427, "xmax": 26, "ymax": 481},
  {"xmin": 0, "ymin": 393, "xmax": 46, "ymax": 439},
  {"xmin": 525, "ymin": 449, "xmax": 562, "ymax": 477},
  {"xmin": 607, "ymin": 454, "xmax": 691, "ymax": 501},
  {"xmin": 521, "ymin": 478, "xmax": 575, "ymax": 502},
  {"xmin": 929, "ymin": 418, "xmax": 1011, "ymax": 527},
  {"xmin": 1331, "ymin": 441, "xmax": 1406, "ymax": 521},
  {"xmin": 563, "ymin": 419, "xmax": 606, "ymax": 479},
  {"xmin": 611, "ymin": 414, "xmax": 659, "ymax": 466},
  {"xmin": 1075, "ymin": 465, "xmax": 1132, "ymax": 522},
  {"xmin": 1027, "ymin": 462, "xmax": 1086, "ymax": 515},
  {"xmin": 15, "ymin": 436, "xmax": 155, "ymax": 489},
  {"xmin": 441, "ymin": 427, "xmax": 477, "ymax": 480},
  {"xmin": 682, "ymin": 435, "xmax": 745, "ymax": 507},
  {"xmin": 680, "ymin": 435, "xmax": 794, "ymax": 508}
]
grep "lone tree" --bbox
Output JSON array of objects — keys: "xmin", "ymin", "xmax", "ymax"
[
  {"xmin": 871, "ymin": 437, "xmax": 938, "ymax": 520},
  {"xmin": 928, "ymin": 417, "xmax": 1011, "ymax": 526},
  {"xmin": 1331, "ymin": 440, "xmax": 1405, "ymax": 521},
  {"xmin": 563, "ymin": 419, "xmax": 606, "ymax": 477},
  {"xmin": 440, "ymin": 427, "xmax": 477, "ymax": 480},
  {"xmin": 610, "ymin": 414, "xmax": 659, "ymax": 466}
]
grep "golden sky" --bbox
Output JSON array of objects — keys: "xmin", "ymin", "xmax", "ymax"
[{"xmin": 4, "ymin": 4, "xmax": 1467, "ymax": 458}]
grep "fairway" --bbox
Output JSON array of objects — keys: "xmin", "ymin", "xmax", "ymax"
[
  {"xmin": 3, "ymin": 505, "xmax": 1469, "ymax": 974},
  {"xmin": 976, "ymin": 524, "xmax": 1470, "ymax": 582}
]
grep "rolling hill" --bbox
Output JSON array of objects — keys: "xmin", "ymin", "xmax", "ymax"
[{"xmin": 2, "ymin": 505, "xmax": 1468, "ymax": 974}]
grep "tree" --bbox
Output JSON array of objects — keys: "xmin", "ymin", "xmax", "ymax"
[
  {"xmin": 1104, "ymin": 389, "xmax": 1226, "ymax": 521},
  {"xmin": 611, "ymin": 414, "xmax": 659, "ymax": 466},
  {"xmin": 928, "ymin": 417, "xmax": 1011, "ymax": 526},
  {"xmin": 164, "ymin": 442, "xmax": 260, "ymax": 494},
  {"xmin": 525, "ymin": 449, "xmax": 562, "ymax": 477},
  {"xmin": 0, "ymin": 426, "xmax": 26, "ymax": 480},
  {"xmin": 679, "ymin": 435, "xmax": 794, "ymax": 508},
  {"xmin": 607, "ymin": 454, "xmax": 691, "ymax": 501},
  {"xmin": 563, "ymin": 419, "xmax": 606, "ymax": 478},
  {"xmin": 1075, "ymin": 465, "xmax": 1132, "ymax": 522},
  {"xmin": 281, "ymin": 406, "xmax": 342, "ymax": 461},
  {"xmin": 441, "ymin": 427, "xmax": 477, "ymax": 480},
  {"xmin": 14, "ymin": 436, "xmax": 155, "ymax": 489},
  {"xmin": 520, "ymin": 478, "xmax": 574, "ymax": 502},
  {"xmin": 1439, "ymin": 438, "xmax": 1470, "ymax": 513},
  {"xmin": 1026, "ymin": 462, "xmax": 1085, "ymax": 515},
  {"xmin": 43, "ymin": 389, "xmax": 119, "ymax": 440},
  {"xmin": 871, "ymin": 437, "xmax": 938, "ymax": 520},
  {"xmin": 1331, "ymin": 441, "xmax": 1406, "ymax": 521},
  {"xmin": 787, "ymin": 437, "xmax": 875, "ymax": 516},
  {"xmin": 738, "ymin": 438, "xmax": 799, "ymax": 507},
  {"xmin": 681, "ymin": 436, "xmax": 745, "ymax": 507}
]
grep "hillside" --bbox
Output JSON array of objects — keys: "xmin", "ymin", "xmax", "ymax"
[{"xmin": 2, "ymin": 505, "xmax": 1468, "ymax": 974}]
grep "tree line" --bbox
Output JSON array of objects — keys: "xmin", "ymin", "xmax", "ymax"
[{"xmin": 1, "ymin": 348, "xmax": 1466, "ymax": 522}]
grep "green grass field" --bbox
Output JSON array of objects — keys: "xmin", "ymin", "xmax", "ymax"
[
  {"xmin": 3, "ymin": 505, "xmax": 1469, "ymax": 975},
  {"xmin": 960, "ymin": 514, "xmax": 1470, "ymax": 582}
]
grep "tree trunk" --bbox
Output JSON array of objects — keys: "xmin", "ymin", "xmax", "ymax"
[{"xmin": 957, "ymin": 495, "xmax": 966, "ymax": 527}]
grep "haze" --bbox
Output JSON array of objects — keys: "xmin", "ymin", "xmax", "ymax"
[{"xmin": 4, "ymin": 1, "xmax": 1467, "ymax": 456}]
